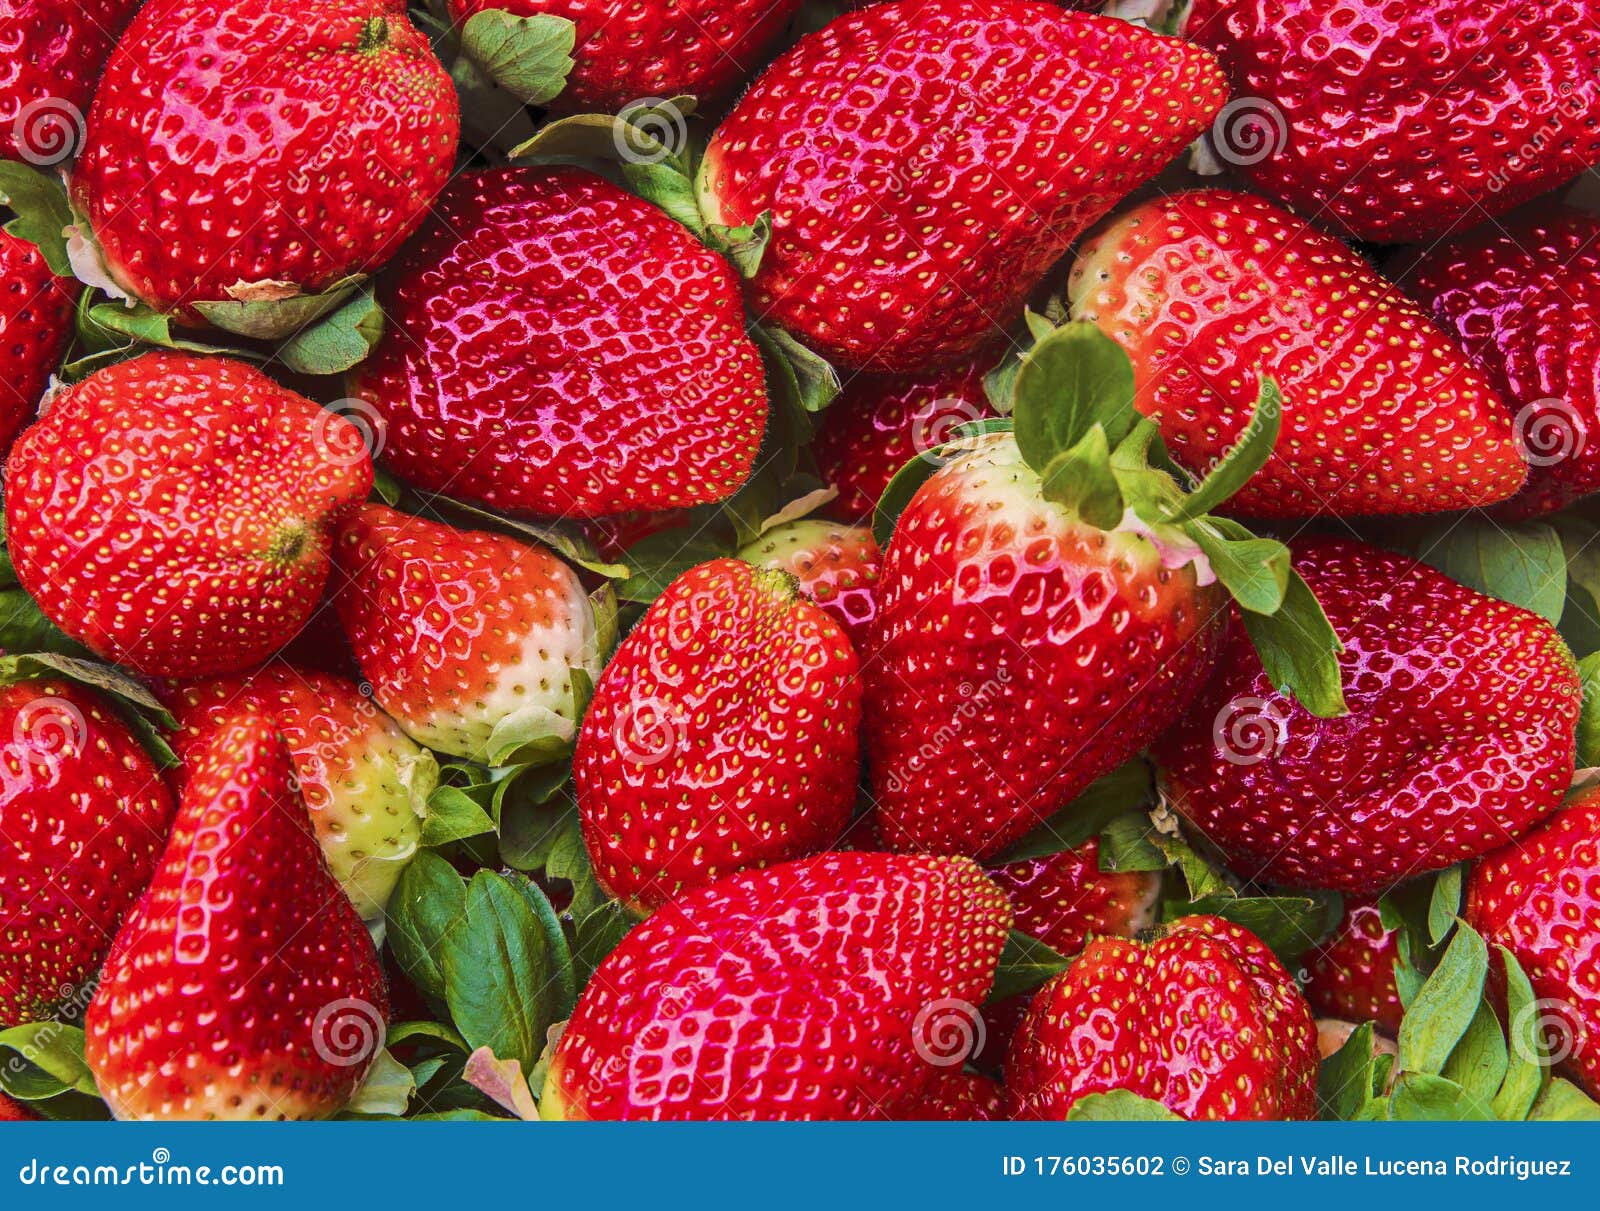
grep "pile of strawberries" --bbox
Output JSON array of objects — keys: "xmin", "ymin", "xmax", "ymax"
[{"xmin": 0, "ymin": 0, "xmax": 1599, "ymax": 1124}]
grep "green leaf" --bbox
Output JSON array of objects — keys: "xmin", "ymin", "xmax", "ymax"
[
  {"xmin": 1161, "ymin": 377, "xmax": 1281, "ymax": 522},
  {"xmin": 482, "ymin": 701, "xmax": 577, "ymax": 768},
  {"xmin": 1169, "ymin": 894, "xmax": 1336, "ymax": 959},
  {"xmin": 760, "ymin": 326, "xmax": 839, "ymax": 413},
  {"xmin": 1319, "ymin": 1020, "xmax": 1378, "ymax": 1121},
  {"xmin": 1238, "ymin": 568, "xmax": 1348, "ymax": 718},
  {"xmin": 874, "ymin": 446, "xmax": 946, "ymax": 550},
  {"xmin": 414, "ymin": 494, "xmax": 627, "ymax": 581},
  {"xmin": 991, "ymin": 760, "xmax": 1154, "ymax": 863},
  {"xmin": 1494, "ymin": 945, "xmax": 1549, "ymax": 1121},
  {"xmin": 0, "ymin": 161, "xmax": 73, "ymax": 275},
  {"xmin": 1095, "ymin": 810, "xmax": 1169, "ymax": 873},
  {"xmin": 0, "ymin": 1024, "xmax": 96, "ymax": 1099},
  {"xmin": 989, "ymin": 930, "xmax": 1073, "ymax": 1002},
  {"xmin": 1389, "ymin": 1073, "xmax": 1495, "ymax": 1121},
  {"xmin": 421, "ymin": 785, "xmax": 497, "ymax": 848},
  {"xmin": 1397, "ymin": 921, "xmax": 1488, "ymax": 1076},
  {"xmin": 1528, "ymin": 1078, "xmax": 1600, "ymax": 1121},
  {"xmin": 0, "ymin": 587, "xmax": 89, "ymax": 658},
  {"xmin": 1037, "ymin": 424, "xmax": 1124, "ymax": 529},
  {"xmin": 1012, "ymin": 322, "xmax": 1138, "ymax": 476},
  {"xmin": 1187, "ymin": 519, "xmax": 1289, "ymax": 615},
  {"xmin": 1389, "ymin": 516, "xmax": 1567, "ymax": 625},
  {"xmin": 617, "ymin": 526, "xmax": 731, "ymax": 606},
  {"xmin": 275, "ymin": 288, "xmax": 385, "ymax": 375},
  {"xmin": 343, "ymin": 1048, "xmax": 415, "ymax": 1117},
  {"xmin": 1578, "ymin": 652, "xmax": 1600, "ymax": 766},
  {"xmin": 458, "ymin": 10, "xmax": 575, "ymax": 106},
  {"xmin": 385, "ymin": 851, "xmax": 467, "ymax": 1005},
  {"xmin": 1427, "ymin": 864, "xmax": 1464, "ymax": 946},
  {"xmin": 1147, "ymin": 826, "xmax": 1233, "ymax": 900},
  {"xmin": 572, "ymin": 899, "xmax": 633, "ymax": 986},
  {"xmin": 1440, "ymin": 1000, "xmax": 1508, "ymax": 1107},
  {"xmin": 1064, "ymin": 1090, "xmax": 1181, "ymax": 1121},
  {"xmin": 705, "ymin": 211, "xmax": 771, "ymax": 278},
  {"xmin": 193, "ymin": 275, "xmax": 366, "ymax": 340}
]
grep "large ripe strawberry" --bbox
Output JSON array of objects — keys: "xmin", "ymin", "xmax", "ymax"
[
  {"xmin": 1008, "ymin": 914, "xmax": 1318, "ymax": 1120},
  {"xmin": 331, "ymin": 504, "xmax": 603, "ymax": 763},
  {"xmin": 164, "ymin": 665, "xmax": 437, "ymax": 920},
  {"xmin": 574, "ymin": 558, "xmax": 860, "ymax": 911},
  {"xmin": 1155, "ymin": 537, "xmax": 1579, "ymax": 894},
  {"xmin": 351, "ymin": 167, "xmax": 765, "ymax": 519},
  {"xmin": 542, "ymin": 851, "xmax": 1012, "ymax": 1119},
  {"xmin": 1399, "ymin": 205, "xmax": 1600, "ymax": 520},
  {"xmin": 0, "ymin": 229, "xmax": 77, "ymax": 452},
  {"xmin": 0, "ymin": 0, "xmax": 141, "ymax": 163},
  {"xmin": 697, "ymin": 1, "xmax": 1226, "ymax": 372},
  {"xmin": 811, "ymin": 366, "xmax": 997, "ymax": 522},
  {"xmin": 736, "ymin": 520, "xmax": 881, "ymax": 653},
  {"xmin": 1068, "ymin": 190, "xmax": 1525, "ymax": 518},
  {"xmin": 69, "ymin": 0, "xmax": 458, "ymax": 322},
  {"xmin": 447, "ymin": 0, "xmax": 801, "ymax": 113},
  {"xmin": 85, "ymin": 712, "xmax": 389, "ymax": 1120},
  {"xmin": 1303, "ymin": 896, "xmax": 1403, "ymax": 1036},
  {"xmin": 0, "ymin": 679, "xmax": 173, "ymax": 1028},
  {"xmin": 5, "ymin": 353, "xmax": 373, "ymax": 677},
  {"xmin": 1465, "ymin": 785, "xmax": 1600, "ymax": 1099},
  {"xmin": 1178, "ymin": 0, "xmax": 1600, "ymax": 244}
]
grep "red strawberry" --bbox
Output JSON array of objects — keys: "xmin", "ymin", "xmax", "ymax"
[
  {"xmin": 736, "ymin": 520, "xmax": 881, "ymax": 653},
  {"xmin": 0, "ymin": 0, "xmax": 141, "ymax": 163},
  {"xmin": 697, "ymin": 1, "xmax": 1226, "ymax": 371},
  {"xmin": 164, "ymin": 665, "xmax": 437, "ymax": 919},
  {"xmin": 0, "ymin": 1092, "xmax": 33, "ymax": 1121},
  {"xmin": 5, "ymin": 353, "xmax": 373, "ymax": 677},
  {"xmin": 1465, "ymin": 785, "xmax": 1600, "ymax": 1099},
  {"xmin": 447, "ymin": 0, "xmax": 802, "ymax": 112},
  {"xmin": 891, "ymin": 1069, "xmax": 1004, "ymax": 1121},
  {"xmin": 1068, "ymin": 189, "xmax": 1526, "ymax": 518},
  {"xmin": 85, "ymin": 712, "xmax": 389, "ymax": 1120},
  {"xmin": 542, "ymin": 851, "xmax": 1012, "ymax": 1120},
  {"xmin": 69, "ymin": 0, "xmax": 458, "ymax": 321},
  {"xmin": 578, "ymin": 508, "xmax": 694, "ymax": 563},
  {"xmin": 0, "ymin": 229, "xmax": 77, "ymax": 452},
  {"xmin": 811, "ymin": 365, "xmax": 997, "ymax": 523},
  {"xmin": 574, "ymin": 558, "xmax": 860, "ymax": 911},
  {"xmin": 331, "ymin": 504, "xmax": 603, "ymax": 763},
  {"xmin": 351, "ymin": 167, "xmax": 765, "ymax": 519},
  {"xmin": 1302, "ymin": 896, "xmax": 1403, "ymax": 1036},
  {"xmin": 1400, "ymin": 205, "xmax": 1600, "ymax": 519},
  {"xmin": 1155, "ymin": 537, "xmax": 1579, "ymax": 894},
  {"xmin": 0, "ymin": 679, "xmax": 173, "ymax": 1028},
  {"xmin": 1180, "ymin": 0, "xmax": 1600, "ymax": 244},
  {"xmin": 1007, "ymin": 914, "xmax": 1318, "ymax": 1121}
]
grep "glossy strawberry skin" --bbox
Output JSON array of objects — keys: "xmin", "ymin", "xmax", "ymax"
[
  {"xmin": 1069, "ymin": 190, "xmax": 1525, "ymax": 518},
  {"xmin": 0, "ymin": 230, "xmax": 78, "ymax": 452},
  {"xmin": 1156, "ymin": 537, "xmax": 1579, "ymax": 894},
  {"xmin": 1303, "ymin": 897, "xmax": 1404, "ymax": 1036},
  {"xmin": 736, "ymin": 520, "xmax": 881, "ymax": 653},
  {"xmin": 5, "ymin": 353, "xmax": 373, "ymax": 678},
  {"xmin": 70, "ymin": 0, "xmax": 458, "ymax": 320},
  {"xmin": 1182, "ymin": 0, "xmax": 1600, "ymax": 244},
  {"xmin": 1401, "ymin": 206, "xmax": 1600, "ymax": 520},
  {"xmin": 352, "ymin": 167, "xmax": 765, "ymax": 519},
  {"xmin": 446, "ymin": 0, "xmax": 801, "ymax": 112},
  {"xmin": 543, "ymin": 851, "xmax": 1012, "ymax": 1120},
  {"xmin": 865, "ymin": 433, "xmax": 1226, "ymax": 859},
  {"xmin": 331, "ymin": 504, "xmax": 602, "ymax": 763},
  {"xmin": 0, "ymin": 0, "xmax": 141, "ymax": 163},
  {"xmin": 812, "ymin": 366, "xmax": 996, "ymax": 523},
  {"xmin": 890, "ymin": 1070, "xmax": 1004, "ymax": 1121},
  {"xmin": 575, "ymin": 559, "xmax": 861, "ymax": 911},
  {"xmin": 1008, "ymin": 915, "xmax": 1319, "ymax": 1121},
  {"xmin": 698, "ymin": 1, "xmax": 1226, "ymax": 372},
  {"xmin": 1465, "ymin": 786, "xmax": 1600, "ymax": 1099},
  {"xmin": 85, "ymin": 714, "xmax": 388, "ymax": 1121},
  {"xmin": 0, "ymin": 681, "xmax": 173, "ymax": 1028},
  {"xmin": 164, "ymin": 665, "xmax": 436, "ymax": 919}
]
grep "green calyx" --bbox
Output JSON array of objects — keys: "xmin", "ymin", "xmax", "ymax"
[{"xmin": 357, "ymin": 15, "xmax": 390, "ymax": 51}]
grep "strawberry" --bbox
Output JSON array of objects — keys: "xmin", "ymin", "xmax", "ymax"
[
  {"xmin": 69, "ymin": 0, "xmax": 458, "ymax": 322},
  {"xmin": 811, "ymin": 366, "xmax": 997, "ymax": 523},
  {"xmin": 541, "ymin": 851, "xmax": 1012, "ymax": 1120},
  {"xmin": 1179, "ymin": 0, "xmax": 1600, "ymax": 244},
  {"xmin": 0, "ymin": 0, "xmax": 140, "ymax": 163},
  {"xmin": 0, "ymin": 1092, "xmax": 32, "ymax": 1121},
  {"xmin": 1465, "ymin": 785, "xmax": 1600, "ymax": 1099},
  {"xmin": 697, "ymin": 0, "xmax": 1226, "ymax": 372},
  {"xmin": 1399, "ymin": 205, "xmax": 1600, "ymax": 519},
  {"xmin": 573, "ymin": 558, "xmax": 860, "ymax": 911},
  {"xmin": 1155, "ymin": 537, "xmax": 1579, "ymax": 894},
  {"xmin": 1302, "ymin": 896, "xmax": 1403, "ymax": 1036},
  {"xmin": 0, "ymin": 229, "xmax": 77, "ymax": 452},
  {"xmin": 0, "ymin": 679, "xmax": 173, "ymax": 1028},
  {"xmin": 351, "ymin": 167, "xmax": 765, "ymax": 519},
  {"xmin": 579, "ymin": 508, "xmax": 694, "ymax": 563},
  {"xmin": 330, "ymin": 504, "xmax": 603, "ymax": 763},
  {"xmin": 4, "ymin": 353, "xmax": 373, "ymax": 678},
  {"xmin": 85, "ymin": 712, "xmax": 389, "ymax": 1121},
  {"xmin": 164, "ymin": 665, "xmax": 437, "ymax": 920},
  {"xmin": 447, "ymin": 0, "xmax": 802, "ymax": 113},
  {"xmin": 735, "ymin": 520, "xmax": 881, "ymax": 653},
  {"xmin": 1068, "ymin": 189, "xmax": 1526, "ymax": 518},
  {"xmin": 1007, "ymin": 914, "xmax": 1318, "ymax": 1120},
  {"xmin": 891, "ymin": 1069, "xmax": 1004, "ymax": 1121}
]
